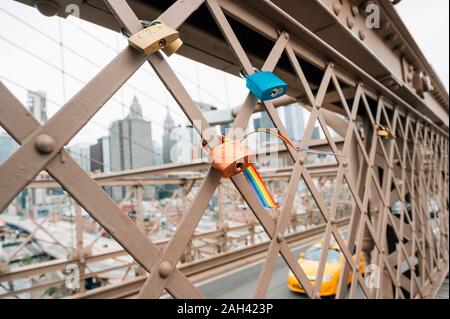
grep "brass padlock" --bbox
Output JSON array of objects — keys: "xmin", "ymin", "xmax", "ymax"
[
  {"xmin": 376, "ymin": 123, "xmax": 395, "ymax": 139},
  {"xmin": 162, "ymin": 38, "xmax": 183, "ymax": 56},
  {"xmin": 210, "ymin": 139, "xmax": 253, "ymax": 178},
  {"xmin": 128, "ymin": 23, "xmax": 180, "ymax": 55}
]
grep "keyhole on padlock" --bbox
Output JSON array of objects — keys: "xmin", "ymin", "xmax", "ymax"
[
  {"xmin": 270, "ymin": 88, "xmax": 279, "ymax": 97},
  {"xmin": 159, "ymin": 39, "xmax": 166, "ymax": 48},
  {"xmin": 234, "ymin": 161, "xmax": 244, "ymax": 173}
]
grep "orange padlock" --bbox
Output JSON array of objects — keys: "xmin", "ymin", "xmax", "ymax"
[{"xmin": 210, "ymin": 139, "xmax": 253, "ymax": 178}]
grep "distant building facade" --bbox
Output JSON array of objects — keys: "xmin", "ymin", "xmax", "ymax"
[
  {"xmin": 68, "ymin": 143, "xmax": 91, "ymax": 172},
  {"xmin": 162, "ymin": 107, "xmax": 176, "ymax": 165},
  {"xmin": 27, "ymin": 90, "xmax": 49, "ymax": 209},
  {"xmin": 90, "ymin": 136, "xmax": 111, "ymax": 173},
  {"xmin": 0, "ymin": 133, "xmax": 18, "ymax": 164},
  {"xmin": 152, "ymin": 142, "xmax": 163, "ymax": 166},
  {"xmin": 283, "ymin": 104, "xmax": 304, "ymax": 142},
  {"xmin": 170, "ymin": 125, "xmax": 202, "ymax": 163},
  {"xmin": 110, "ymin": 96, "xmax": 153, "ymax": 200},
  {"xmin": 27, "ymin": 90, "xmax": 48, "ymax": 123},
  {"xmin": 312, "ymin": 126, "xmax": 321, "ymax": 140}
]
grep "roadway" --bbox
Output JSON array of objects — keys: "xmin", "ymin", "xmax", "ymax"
[{"xmin": 196, "ymin": 239, "xmax": 365, "ymax": 299}]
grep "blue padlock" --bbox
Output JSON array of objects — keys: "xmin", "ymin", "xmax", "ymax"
[{"xmin": 245, "ymin": 71, "xmax": 288, "ymax": 101}]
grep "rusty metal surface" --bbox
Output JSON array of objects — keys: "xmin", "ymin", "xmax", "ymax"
[{"xmin": 1, "ymin": 0, "xmax": 448, "ymax": 299}]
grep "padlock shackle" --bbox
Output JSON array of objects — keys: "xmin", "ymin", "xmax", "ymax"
[
  {"xmin": 239, "ymin": 67, "xmax": 260, "ymax": 79},
  {"xmin": 120, "ymin": 19, "xmax": 162, "ymax": 38}
]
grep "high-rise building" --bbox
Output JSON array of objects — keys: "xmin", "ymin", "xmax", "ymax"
[
  {"xmin": 152, "ymin": 141, "xmax": 163, "ymax": 166},
  {"xmin": 260, "ymin": 111, "xmax": 274, "ymax": 129},
  {"xmin": 0, "ymin": 133, "xmax": 18, "ymax": 164},
  {"xmin": 162, "ymin": 106, "xmax": 176, "ymax": 164},
  {"xmin": 27, "ymin": 90, "xmax": 48, "ymax": 123},
  {"xmin": 27, "ymin": 90, "xmax": 49, "ymax": 209},
  {"xmin": 253, "ymin": 117, "xmax": 261, "ymax": 130},
  {"xmin": 110, "ymin": 96, "xmax": 153, "ymax": 200},
  {"xmin": 283, "ymin": 104, "xmax": 304, "ymax": 142},
  {"xmin": 68, "ymin": 143, "xmax": 91, "ymax": 172},
  {"xmin": 90, "ymin": 136, "xmax": 111, "ymax": 173},
  {"xmin": 170, "ymin": 125, "xmax": 195, "ymax": 163},
  {"xmin": 312, "ymin": 126, "xmax": 321, "ymax": 140}
]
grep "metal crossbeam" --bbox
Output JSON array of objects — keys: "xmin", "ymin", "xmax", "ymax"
[{"xmin": 0, "ymin": 0, "xmax": 448, "ymax": 299}]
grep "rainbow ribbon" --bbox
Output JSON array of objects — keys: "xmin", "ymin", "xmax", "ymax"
[{"xmin": 243, "ymin": 164, "xmax": 279, "ymax": 209}]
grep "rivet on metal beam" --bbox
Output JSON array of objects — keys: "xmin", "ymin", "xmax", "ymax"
[
  {"xmin": 387, "ymin": 34, "xmax": 398, "ymax": 42},
  {"xmin": 347, "ymin": 17, "xmax": 355, "ymax": 29},
  {"xmin": 33, "ymin": 0, "xmax": 60, "ymax": 17},
  {"xmin": 35, "ymin": 134, "xmax": 56, "ymax": 154},
  {"xmin": 380, "ymin": 21, "xmax": 391, "ymax": 33},
  {"xmin": 394, "ymin": 44, "xmax": 406, "ymax": 52},
  {"xmin": 276, "ymin": 232, "xmax": 283, "ymax": 243},
  {"xmin": 333, "ymin": 3, "xmax": 342, "ymax": 16},
  {"xmin": 359, "ymin": 30, "xmax": 366, "ymax": 41},
  {"xmin": 158, "ymin": 261, "xmax": 173, "ymax": 278}
]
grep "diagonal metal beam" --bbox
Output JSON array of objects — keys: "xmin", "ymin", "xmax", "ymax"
[
  {"xmin": 103, "ymin": 0, "xmax": 293, "ymax": 298},
  {"xmin": 0, "ymin": 82, "xmax": 202, "ymax": 298}
]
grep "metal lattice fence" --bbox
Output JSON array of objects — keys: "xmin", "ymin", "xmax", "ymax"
[{"xmin": 0, "ymin": 0, "xmax": 448, "ymax": 298}]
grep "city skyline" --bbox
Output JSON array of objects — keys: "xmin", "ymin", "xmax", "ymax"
[{"xmin": 0, "ymin": 0, "xmax": 448, "ymax": 149}]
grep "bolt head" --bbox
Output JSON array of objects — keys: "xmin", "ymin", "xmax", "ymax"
[
  {"xmin": 359, "ymin": 30, "xmax": 366, "ymax": 41},
  {"xmin": 35, "ymin": 134, "xmax": 56, "ymax": 154},
  {"xmin": 276, "ymin": 232, "xmax": 283, "ymax": 243},
  {"xmin": 347, "ymin": 17, "xmax": 355, "ymax": 29},
  {"xmin": 158, "ymin": 261, "xmax": 173, "ymax": 278},
  {"xmin": 333, "ymin": 3, "xmax": 341, "ymax": 16},
  {"xmin": 34, "ymin": 0, "xmax": 60, "ymax": 17}
]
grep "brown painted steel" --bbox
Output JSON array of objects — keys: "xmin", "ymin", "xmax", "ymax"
[{"xmin": 0, "ymin": 0, "xmax": 448, "ymax": 299}]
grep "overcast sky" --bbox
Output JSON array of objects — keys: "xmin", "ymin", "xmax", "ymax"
[
  {"xmin": 0, "ymin": 0, "xmax": 448, "ymax": 147},
  {"xmin": 396, "ymin": 0, "xmax": 449, "ymax": 91}
]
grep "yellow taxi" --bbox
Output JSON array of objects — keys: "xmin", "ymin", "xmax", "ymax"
[{"xmin": 287, "ymin": 240, "xmax": 365, "ymax": 297}]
